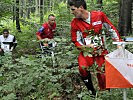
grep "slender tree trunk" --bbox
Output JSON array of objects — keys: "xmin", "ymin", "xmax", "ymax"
[
  {"xmin": 27, "ymin": 0, "xmax": 31, "ymax": 19},
  {"xmin": 31, "ymin": 0, "xmax": 36, "ymax": 13},
  {"xmin": 118, "ymin": 0, "xmax": 132, "ymax": 36},
  {"xmin": 44, "ymin": 0, "xmax": 47, "ymax": 14},
  {"xmin": 131, "ymin": 1, "xmax": 133, "ymax": 35},
  {"xmin": 48, "ymin": 0, "xmax": 52, "ymax": 11},
  {"xmin": 16, "ymin": 0, "xmax": 21, "ymax": 32},
  {"xmin": 97, "ymin": 0, "xmax": 102, "ymax": 3},
  {"xmin": 40, "ymin": 0, "xmax": 44, "ymax": 23},
  {"xmin": 13, "ymin": 0, "xmax": 16, "ymax": 23},
  {"xmin": 35, "ymin": 0, "xmax": 39, "ymax": 15},
  {"xmin": 97, "ymin": 0, "xmax": 103, "ymax": 10},
  {"xmin": 20, "ymin": 0, "xmax": 23, "ymax": 18}
]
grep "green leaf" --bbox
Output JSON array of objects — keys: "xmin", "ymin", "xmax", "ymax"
[{"xmin": 2, "ymin": 93, "xmax": 16, "ymax": 100}]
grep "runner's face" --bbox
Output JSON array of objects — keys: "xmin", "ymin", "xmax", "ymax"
[
  {"xmin": 3, "ymin": 32, "xmax": 9, "ymax": 38},
  {"xmin": 48, "ymin": 16, "xmax": 56, "ymax": 26},
  {"xmin": 70, "ymin": 6, "xmax": 82, "ymax": 18}
]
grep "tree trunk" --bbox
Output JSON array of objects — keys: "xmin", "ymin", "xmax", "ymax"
[
  {"xmin": 31, "ymin": 0, "xmax": 36, "ymax": 13},
  {"xmin": 35, "ymin": 0, "xmax": 39, "ymax": 15},
  {"xmin": 20, "ymin": 0, "xmax": 24, "ymax": 18},
  {"xmin": 118, "ymin": 0, "xmax": 132, "ymax": 36},
  {"xmin": 48, "ymin": 0, "xmax": 52, "ymax": 11},
  {"xmin": 13, "ymin": 0, "xmax": 16, "ymax": 23},
  {"xmin": 40, "ymin": 0, "xmax": 44, "ymax": 23},
  {"xmin": 97, "ymin": 0, "xmax": 103, "ymax": 10},
  {"xmin": 16, "ymin": 0, "xmax": 21, "ymax": 32},
  {"xmin": 131, "ymin": 1, "xmax": 133, "ymax": 35},
  {"xmin": 97, "ymin": 0, "xmax": 102, "ymax": 5},
  {"xmin": 27, "ymin": 0, "xmax": 31, "ymax": 19}
]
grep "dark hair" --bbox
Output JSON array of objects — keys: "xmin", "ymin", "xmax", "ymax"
[
  {"xmin": 67, "ymin": 0, "xmax": 87, "ymax": 10},
  {"xmin": 48, "ymin": 14, "xmax": 55, "ymax": 19},
  {"xmin": 3, "ymin": 29, "xmax": 9, "ymax": 33}
]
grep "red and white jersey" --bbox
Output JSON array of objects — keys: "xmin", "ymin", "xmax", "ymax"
[
  {"xmin": 0, "ymin": 34, "xmax": 17, "ymax": 52},
  {"xmin": 71, "ymin": 11, "xmax": 121, "ymax": 48},
  {"xmin": 36, "ymin": 22, "xmax": 56, "ymax": 39}
]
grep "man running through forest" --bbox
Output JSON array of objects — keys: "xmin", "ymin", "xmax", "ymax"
[
  {"xmin": 67, "ymin": 0, "xmax": 122, "ymax": 96},
  {"xmin": 36, "ymin": 14, "xmax": 56, "ymax": 47},
  {"xmin": 0, "ymin": 29, "xmax": 17, "ymax": 55}
]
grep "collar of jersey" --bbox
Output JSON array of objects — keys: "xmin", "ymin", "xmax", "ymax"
[{"xmin": 84, "ymin": 12, "xmax": 90, "ymax": 24}]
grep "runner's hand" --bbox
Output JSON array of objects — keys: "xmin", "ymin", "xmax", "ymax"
[
  {"xmin": 117, "ymin": 45, "xmax": 122, "ymax": 49},
  {"xmin": 0, "ymin": 48, "xmax": 3, "ymax": 52},
  {"xmin": 86, "ymin": 44, "xmax": 95, "ymax": 48},
  {"xmin": 43, "ymin": 43, "xmax": 48, "ymax": 47}
]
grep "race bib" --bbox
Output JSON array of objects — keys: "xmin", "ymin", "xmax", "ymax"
[
  {"xmin": 1, "ymin": 44, "xmax": 10, "ymax": 52},
  {"xmin": 84, "ymin": 36, "xmax": 103, "ymax": 47},
  {"xmin": 84, "ymin": 37, "xmax": 92, "ymax": 45}
]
